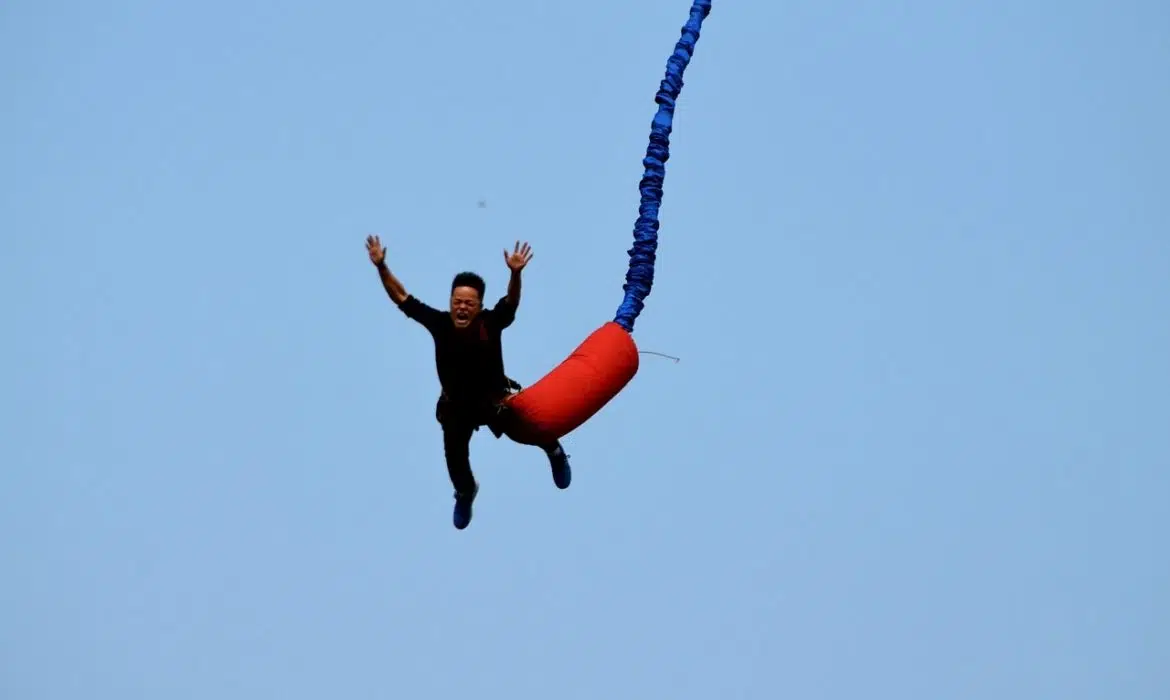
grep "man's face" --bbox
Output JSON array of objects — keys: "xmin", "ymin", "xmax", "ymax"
[{"xmin": 449, "ymin": 286, "xmax": 482, "ymax": 328}]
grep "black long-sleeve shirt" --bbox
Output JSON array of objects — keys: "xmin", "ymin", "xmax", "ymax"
[{"xmin": 397, "ymin": 294, "xmax": 518, "ymax": 403}]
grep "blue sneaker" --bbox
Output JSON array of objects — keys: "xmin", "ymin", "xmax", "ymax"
[
  {"xmin": 547, "ymin": 445, "xmax": 571, "ymax": 489},
  {"xmin": 453, "ymin": 482, "xmax": 478, "ymax": 530}
]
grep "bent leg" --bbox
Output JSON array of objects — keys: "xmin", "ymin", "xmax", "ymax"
[
  {"xmin": 543, "ymin": 441, "xmax": 571, "ymax": 489},
  {"xmin": 488, "ymin": 404, "xmax": 572, "ymax": 489}
]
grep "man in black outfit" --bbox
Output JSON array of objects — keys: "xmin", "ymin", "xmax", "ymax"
[{"xmin": 366, "ymin": 235, "xmax": 571, "ymax": 529}]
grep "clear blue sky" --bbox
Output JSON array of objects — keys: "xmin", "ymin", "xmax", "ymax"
[{"xmin": 2, "ymin": 0, "xmax": 1167, "ymax": 697}]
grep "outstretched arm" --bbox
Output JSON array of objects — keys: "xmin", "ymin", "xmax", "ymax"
[
  {"xmin": 376, "ymin": 261, "xmax": 408, "ymax": 305},
  {"xmin": 506, "ymin": 269, "xmax": 521, "ymax": 306},
  {"xmin": 367, "ymin": 235, "xmax": 408, "ymax": 304},
  {"xmin": 503, "ymin": 241, "xmax": 533, "ymax": 307},
  {"xmin": 367, "ymin": 234, "xmax": 447, "ymax": 330}
]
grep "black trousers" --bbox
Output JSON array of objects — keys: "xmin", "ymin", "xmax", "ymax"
[{"xmin": 436, "ymin": 391, "xmax": 559, "ymax": 495}]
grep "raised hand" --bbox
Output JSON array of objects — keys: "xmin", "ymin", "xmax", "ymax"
[
  {"xmin": 503, "ymin": 241, "xmax": 533, "ymax": 272},
  {"xmin": 366, "ymin": 235, "xmax": 386, "ymax": 266}
]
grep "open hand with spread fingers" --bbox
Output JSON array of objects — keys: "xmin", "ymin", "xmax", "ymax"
[
  {"xmin": 503, "ymin": 241, "xmax": 533, "ymax": 272},
  {"xmin": 366, "ymin": 235, "xmax": 386, "ymax": 266}
]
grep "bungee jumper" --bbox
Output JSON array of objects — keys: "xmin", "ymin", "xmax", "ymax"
[
  {"xmin": 368, "ymin": 0, "xmax": 712, "ymax": 529},
  {"xmin": 366, "ymin": 236, "xmax": 570, "ymax": 530}
]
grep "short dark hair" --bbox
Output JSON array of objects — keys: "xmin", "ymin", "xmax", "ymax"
[{"xmin": 451, "ymin": 271, "xmax": 485, "ymax": 300}]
